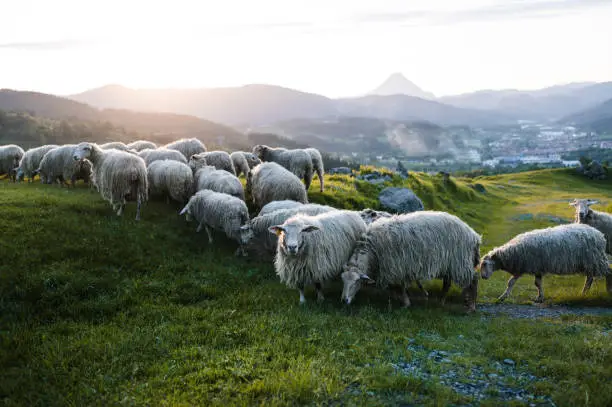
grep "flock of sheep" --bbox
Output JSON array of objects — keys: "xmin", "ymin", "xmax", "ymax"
[{"xmin": 1, "ymin": 140, "xmax": 612, "ymax": 310}]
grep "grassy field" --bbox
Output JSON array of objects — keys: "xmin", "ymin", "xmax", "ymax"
[{"xmin": 1, "ymin": 168, "xmax": 611, "ymax": 406}]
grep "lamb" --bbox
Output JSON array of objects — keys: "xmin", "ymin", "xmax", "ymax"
[
  {"xmin": 194, "ymin": 165, "xmax": 244, "ymax": 200},
  {"xmin": 304, "ymin": 147, "xmax": 324, "ymax": 192},
  {"xmin": 341, "ymin": 211, "xmax": 481, "ymax": 311},
  {"xmin": 359, "ymin": 208, "xmax": 393, "ymax": 225},
  {"xmin": 231, "ymin": 151, "xmax": 260, "ymax": 177},
  {"xmin": 247, "ymin": 162, "xmax": 308, "ymax": 209},
  {"xmin": 570, "ymin": 199, "xmax": 612, "ymax": 254},
  {"xmin": 14, "ymin": 144, "xmax": 58, "ymax": 182},
  {"xmin": 73, "ymin": 142, "xmax": 148, "ymax": 220},
  {"xmin": 190, "ymin": 151, "xmax": 235, "ymax": 175},
  {"xmin": 35, "ymin": 144, "xmax": 83, "ymax": 186},
  {"xmin": 258, "ymin": 200, "xmax": 305, "ymax": 217},
  {"xmin": 240, "ymin": 204, "xmax": 338, "ymax": 259},
  {"xmin": 0, "ymin": 144, "xmax": 25, "ymax": 182},
  {"xmin": 164, "ymin": 138, "xmax": 207, "ymax": 160},
  {"xmin": 270, "ymin": 210, "xmax": 367, "ymax": 304},
  {"xmin": 252, "ymin": 145, "xmax": 313, "ymax": 190},
  {"xmin": 138, "ymin": 148, "xmax": 188, "ymax": 166},
  {"xmin": 179, "ymin": 189, "xmax": 249, "ymax": 256},
  {"xmin": 100, "ymin": 142, "xmax": 131, "ymax": 151},
  {"xmin": 479, "ymin": 223, "xmax": 611, "ymax": 303},
  {"xmin": 147, "ymin": 159, "xmax": 194, "ymax": 203},
  {"xmin": 127, "ymin": 140, "xmax": 157, "ymax": 152}
]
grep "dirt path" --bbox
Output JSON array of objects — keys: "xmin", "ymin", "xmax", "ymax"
[{"xmin": 479, "ymin": 303, "xmax": 612, "ymax": 319}]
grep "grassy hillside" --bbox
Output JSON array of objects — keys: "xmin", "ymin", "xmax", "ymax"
[{"xmin": 1, "ymin": 169, "xmax": 611, "ymax": 406}]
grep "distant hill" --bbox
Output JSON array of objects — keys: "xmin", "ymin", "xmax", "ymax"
[
  {"xmin": 560, "ymin": 98, "xmax": 612, "ymax": 133},
  {"xmin": 367, "ymin": 73, "xmax": 436, "ymax": 100},
  {"xmin": 439, "ymin": 82, "xmax": 612, "ymax": 121},
  {"xmin": 0, "ymin": 89, "xmax": 247, "ymax": 149}
]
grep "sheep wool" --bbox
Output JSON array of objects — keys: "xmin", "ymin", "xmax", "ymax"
[
  {"xmin": 230, "ymin": 151, "xmax": 251, "ymax": 178},
  {"xmin": 15, "ymin": 144, "xmax": 58, "ymax": 182},
  {"xmin": 248, "ymin": 162, "xmax": 308, "ymax": 209},
  {"xmin": 147, "ymin": 159, "xmax": 194, "ymax": 203},
  {"xmin": 258, "ymin": 200, "xmax": 305, "ymax": 217},
  {"xmin": 128, "ymin": 140, "xmax": 157, "ymax": 152},
  {"xmin": 304, "ymin": 147, "xmax": 324, "ymax": 192},
  {"xmin": 139, "ymin": 148, "xmax": 188, "ymax": 166},
  {"xmin": 36, "ymin": 144, "xmax": 82, "ymax": 186},
  {"xmin": 252, "ymin": 145, "xmax": 313, "ymax": 190},
  {"xmin": 196, "ymin": 151, "xmax": 236, "ymax": 175},
  {"xmin": 571, "ymin": 199, "xmax": 612, "ymax": 254},
  {"xmin": 0, "ymin": 144, "xmax": 25, "ymax": 181},
  {"xmin": 100, "ymin": 142, "xmax": 131, "ymax": 151},
  {"xmin": 194, "ymin": 165, "xmax": 244, "ymax": 200},
  {"xmin": 164, "ymin": 138, "xmax": 206, "ymax": 161}
]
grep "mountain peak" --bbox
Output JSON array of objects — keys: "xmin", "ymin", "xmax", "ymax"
[{"xmin": 368, "ymin": 73, "xmax": 436, "ymax": 100}]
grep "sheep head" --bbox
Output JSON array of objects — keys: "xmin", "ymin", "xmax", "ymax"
[
  {"xmin": 244, "ymin": 152, "xmax": 261, "ymax": 168},
  {"xmin": 188, "ymin": 153, "xmax": 208, "ymax": 172},
  {"xmin": 268, "ymin": 218, "xmax": 319, "ymax": 256},
  {"xmin": 478, "ymin": 254, "xmax": 498, "ymax": 279},
  {"xmin": 239, "ymin": 223, "xmax": 254, "ymax": 245},
  {"xmin": 73, "ymin": 142, "xmax": 94, "ymax": 161},
  {"xmin": 252, "ymin": 145, "xmax": 268, "ymax": 161},
  {"xmin": 569, "ymin": 198, "xmax": 598, "ymax": 223},
  {"xmin": 340, "ymin": 242, "xmax": 373, "ymax": 304}
]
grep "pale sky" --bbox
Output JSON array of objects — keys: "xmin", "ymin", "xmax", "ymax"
[{"xmin": 1, "ymin": 0, "xmax": 611, "ymax": 98}]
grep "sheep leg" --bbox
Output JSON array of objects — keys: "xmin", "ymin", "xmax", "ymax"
[
  {"xmin": 135, "ymin": 197, "xmax": 142, "ymax": 221},
  {"xmin": 298, "ymin": 285, "xmax": 306, "ymax": 304},
  {"xmin": 116, "ymin": 204, "xmax": 124, "ymax": 217},
  {"xmin": 462, "ymin": 276, "xmax": 479, "ymax": 312},
  {"xmin": 534, "ymin": 274, "xmax": 544, "ymax": 303},
  {"xmin": 318, "ymin": 169, "xmax": 324, "ymax": 192},
  {"xmin": 498, "ymin": 275, "xmax": 520, "ymax": 302},
  {"xmin": 400, "ymin": 283, "xmax": 411, "ymax": 308},
  {"xmin": 581, "ymin": 276, "xmax": 593, "ymax": 296},
  {"xmin": 440, "ymin": 277, "xmax": 452, "ymax": 305},
  {"xmin": 315, "ymin": 282, "xmax": 325, "ymax": 302},
  {"xmin": 196, "ymin": 222, "xmax": 203, "ymax": 232},
  {"xmin": 204, "ymin": 226, "xmax": 213, "ymax": 244},
  {"xmin": 415, "ymin": 280, "xmax": 429, "ymax": 298}
]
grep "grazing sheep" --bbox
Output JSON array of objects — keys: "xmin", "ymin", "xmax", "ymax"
[
  {"xmin": 73, "ymin": 142, "xmax": 148, "ymax": 220},
  {"xmin": 270, "ymin": 210, "xmax": 367, "ymax": 304},
  {"xmin": 247, "ymin": 162, "xmax": 308, "ymax": 209},
  {"xmin": 304, "ymin": 147, "xmax": 324, "ymax": 192},
  {"xmin": 570, "ymin": 199, "xmax": 612, "ymax": 254},
  {"xmin": 15, "ymin": 144, "xmax": 58, "ymax": 182},
  {"xmin": 480, "ymin": 223, "xmax": 611, "ymax": 302},
  {"xmin": 179, "ymin": 189, "xmax": 249, "ymax": 255},
  {"xmin": 138, "ymin": 148, "xmax": 188, "ymax": 166},
  {"xmin": 127, "ymin": 140, "xmax": 157, "ymax": 152},
  {"xmin": 36, "ymin": 144, "xmax": 82, "ymax": 186},
  {"xmin": 230, "ymin": 151, "xmax": 250, "ymax": 178},
  {"xmin": 252, "ymin": 145, "xmax": 313, "ymax": 190},
  {"xmin": 341, "ymin": 211, "xmax": 481, "ymax": 311},
  {"xmin": 242, "ymin": 151, "xmax": 261, "ymax": 170},
  {"xmin": 100, "ymin": 142, "xmax": 131, "ymax": 151},
  {"xmin": 164, "ymin": 138, "xmax": 206, "ymax": 160},
  {"xmin": 258, "ymin": 200, "xmax": 305, "ymax": 217},
  {"xmin": 194, "ymin": 165, "xmax": 244, "ymax": 200},
  {"xmin": 0, "ymin": 144, "xmax": 25, "ymax": 182},
  {"xmin": 240, "ymin": 204, "xmax": 338, "ymax": 259},
  {"xmin": 190, "ymin": 151, "xmax": 235, "ymax": 175},
  {"xmin": 359, "ymin": 208, "xmax": 393, "ymax": 225},
  {"xmin": 147, "ymin": 159, "xmax": 194, "ymax": 203}
]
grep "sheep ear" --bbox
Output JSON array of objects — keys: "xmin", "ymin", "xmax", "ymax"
[
  {"xmin": 359, "ymin": 274, "xmax": 375, "ymax": 284},
  {"xmin": 569, "ymin": 199, "xmax": 577, "ymax": 206},
  {"xmin": 587, "ymin": 200, "xmax": 598, "ymax": 206},
  {"xmin": 301, "ymin": 225, "xmax": 319, "ymax": 233},
  {"xmin": 269, "ymin": 225, "xmax": 285, "ymax": 236}
]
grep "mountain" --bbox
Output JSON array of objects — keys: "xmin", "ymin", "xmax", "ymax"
[
  {"xmin": 367, "ymin": 73, "xmax": 436, "ymax": 100},
  {"xmin": 560, "ymin": 97, "xmax": 612, "ymax": 132},
  {"xmin": 439, "ymin": 82, "xmax": 612, "ymax": 121}
]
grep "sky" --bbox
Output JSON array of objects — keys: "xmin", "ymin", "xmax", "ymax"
[{"xmin": 1, "ymin": 0, "xmax": 612, "ymax": 98}]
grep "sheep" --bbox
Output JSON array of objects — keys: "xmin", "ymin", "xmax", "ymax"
[
  {"xmin": 570, "ymin": 199, "xmax": 612, "ymax": 254},
  {"xmin": 14, "ymin": 144, "xmax": 58, "ymax": 182},
  {"xmin": 340, "ymin": 211, "xmax": 481, "ymax": 311},
  {"xmin": 164, "ymin": 138, "xmax": 206, "ymax": 160},
  {"xmin": 230, "ymin": 151, "xmax": 253, "ymax": 178},
  {"xmin": 35, "ymin": 144, "xmax": 84, "ymax": 186},
  {"xmin": 479, "ymin": 223, "xmax": 612, "ymax": 303},
  {"xmin": 0, "ymin": 144, "xmax": 25, "ymax": 182},
  {"xmin": 194, "ymin": 165, "xmax": 244, "ymax": 200},
  {"xmin": 179, "ymin": 189, "xmax": 249, "ymax": 256},
  {"xmin": 247, "ymin": 162, "xmax": 308, "ymax": 209},
  {"xmin": 138, "ymin": 148, "xmax": 188, "ymax": 166},
  {"xmin": 73, "ymin": 142, "xmax": 148, "ymax": 221},
  {"xmin": 304, "ymin": 147, "xmax": 324, "ymax": 192},
  {"xmin": 252, "ymin": 145, "xmax": 313, "ymax": 190},
  {"xmin": 240, "ymin": 204, "xmax": 338, "ymax": 259},
  {"xmin": 127, "ymin": 140, "xmax": 157, "ymax": 152},
  {"xmin": 242, "ymin": 151, "xmax": 261, "ymax": 170},
  {"xmin": 147, "ymin": 159, "xmax": 194, "ymax": 203},
  {"xmin": 359, "ymin": 208, "xmax": 393, "ymax": 225},
  {"xmin": 100, "ymin": 142, "xmax": 131, "ymax": 151},
  {"xmin": 270, "ymin": 210, "xmax": 367, "ymax": 304},
  {"xmin": 189, "ymin": 151, "xmax": 235, "ymax": 175},
  {"xmin": 258, "ymin": 200, "xmax": 305, "ymax": 217}
]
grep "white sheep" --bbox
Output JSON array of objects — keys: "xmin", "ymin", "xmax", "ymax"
[
  {"xmin": 304, "ymin": 147, "xmax": 324, "ymax": 192},
  {"xmin": 36, "ymin": 144, "xmax": 84, "ymax": 186},
  {"xmin": 270, "ymin": 210, "xmax": 367, "ymax": 304},
  {"xmin": 247, "ymin": 162, "xmax": 308, "ymax": 209},
  {"xmin": 190, "ymin": 151, "xmax": 235, "ymax": 175},
  {"xmin": 164, "ymin": 138, "xmax": 207, "ymax": 160},
  {"xmin": 252, "ymin": 145, "xmax": 313, "ymax": 190},
  {"xmin": 179, "ymin": 189, "xmax": 249, "ymax": 255},
  {"xmin": 14, "ymin": 144, "xmax": 58, "ymax": 182},
  {"xmin": 570, "ymin": 199, "xmax": 612, "ymax": 255},
  {"xmin": 258, "ymin": 200, "xmax": 305, "ymax": 217},
  {"xmin": 194, "ymin": 165, "xmax": 245, "ymax": 200},
  {"xmin": 480, "ymin": 223, "xmax": 612, "ymax": 302},
  {"xmin": 73, "ymin": 142, "xmax": 148, "ymax": 220},
  {"xmin": 147, "ymin": 159, "xmax": 194, "ymax": 203},
  {"xmin": 359, "ymin": 208, "xmax": 393, "ymax": 225},
  {"xmin": 230, "ymin": 151, "xmax": 260, "ymax": 178},
  {"xmin": 0, "ymin": 144, "xmax": 25, "ymax": 182},
  {"xmin": 138, "ymin": 148, "xmax": 188, "ymax": 166},
  {"xmin": 127, "ymin": 140, "xmax": 157, "ymax": 152},
  {"xmin": 341, "ymin": 211, "xmax": 481, "ymax": 311},
  {"xmin": 100, "ymin": 142, "xmax": 131, "ymax": 151}
]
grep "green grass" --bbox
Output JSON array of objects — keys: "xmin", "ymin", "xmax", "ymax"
[{"xmin": 1, "ymin": 169, "xmax": 611, "ymax": 406}]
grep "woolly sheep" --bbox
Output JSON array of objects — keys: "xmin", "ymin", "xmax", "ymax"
[
  {"xmin": 100, "ymin": 142, "xmax": 131, "ymax": 151},
  {"xmin": 240, "ymin": 204, "xmax": 338, "ymax": 259},
  {"xmin": 341, "ymin": 211, "xmax": 481, "ymax": 311},
  {"xmin": 359, "ymin": 208, "xmax": 393, "ymax": 225},
  {"xmin": 570, "ymin": 199, "xmax": 612, "ymax": 254},
  {"xmin": 138, "ymin": 148, "xmax": 188, "ymax": 166},
  {"xmin": 304, "ymin": 147, "xmax": 324, "ymax": 192},
  {"xmin": 270, "ymin": 210, "xmax": 367, "ymax": 304},
  {"xmin": 194, "ymin": 165, "xmax": 244, "ymax": 200},
  {"xmin": 15, "ymin": 144, "xmax": 58, "ymax": 182},
  {"xmin": 258, "ymin": 200, "xmax": 305, "ymax": 217},
  {"xmin": 73, "ymin": 142, "xmax": 148, "ymax": 221},
  {"xmin": 252, "ymin": 145, "xmax": 313, "ymax": 190},
  {"xmin": 230, "ymin": 151, "xmax": 255, "ymax": 178},
  {"xmin": 36, "ymin": 144, "xmax": 84, "ymax": 186},
  {"xmin": 247, "ymin": 162, "xmax": 308, "ymax": 209},
  {"xmin": 0, "ymin": 144, "xmax": 25, "ymax": 182},
  {"xmin": 127, "ymin": 140, "xmax": 157, "ymax": 152},
  {"xmin": 242, "ymin": 151, "xmax": 261, "ymax": 169},
  {"xmin": 179, "ymin": 189, "xmax": 249, "ymax": 256},
  {"xmin": 147, "ymin": 159, "xmax": 194, "ymax": 203},
  {"xmin": 479, "ymin": 223, "xmax": 612, "ymax": 303},
  {"xmin": 164, "ymin": 138, "xmax": 206, "ymax": 160},
  {"xmin": 190, "ymin": 151, "xmax": 235, "ymax": 175}
]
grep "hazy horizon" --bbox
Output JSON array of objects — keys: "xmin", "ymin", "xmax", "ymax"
[{"xmin": 2, "ymin": 0, "xmax": 612, "ymax": 98}]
